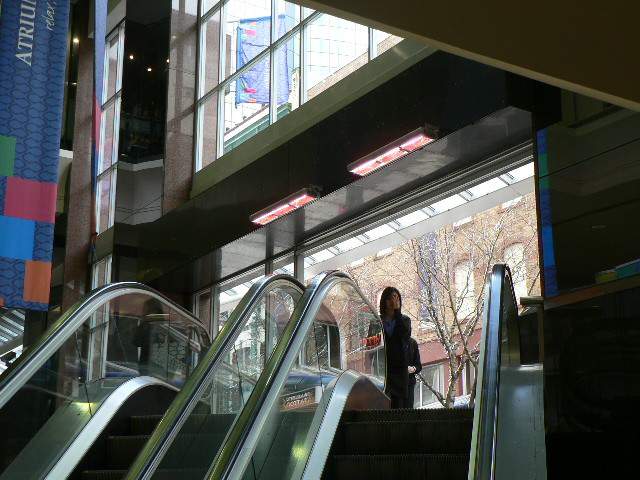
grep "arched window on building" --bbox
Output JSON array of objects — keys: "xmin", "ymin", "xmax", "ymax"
[
  {"xmin": 454, "ymin": 261, "xmax": 475, "ymax": 319},
  {"xmin": 504, "ymin": 243, "xmax": 527, "ymax": 301}
]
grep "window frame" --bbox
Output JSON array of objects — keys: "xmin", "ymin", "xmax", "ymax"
[
  {"xmin": 96, "ymin": 22, "xmax": 125, "ymax": 234},
  {"xmin": 194, "ymin": 2, "xmax": 398, "ymax": 172}
]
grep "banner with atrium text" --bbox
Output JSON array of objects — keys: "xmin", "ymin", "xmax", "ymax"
[{"xmin": 0, "ymin": 0, "xmax": 70, "ymax": 310}]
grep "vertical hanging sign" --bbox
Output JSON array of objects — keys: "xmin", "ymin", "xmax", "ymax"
[{"xmin": 0, "ymin": 0, "xmax": 70, "ymax": 310}]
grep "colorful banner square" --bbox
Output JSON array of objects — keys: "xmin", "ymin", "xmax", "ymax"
[
  {"xmin": 0, "ymin": 134, "xmax": 16, "ymax": 176},
  {"xmin": 0, "ymin": 0, "xmax": 71, "ymax": 310}
]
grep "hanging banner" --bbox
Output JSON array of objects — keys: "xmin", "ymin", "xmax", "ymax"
[
  {"xmin": 0, "ymin": 0, "xmax": 70, "ymax": 310},
  {"xmin": 236, "ymin": 15, "xmax": 293, "ymax": 105}
]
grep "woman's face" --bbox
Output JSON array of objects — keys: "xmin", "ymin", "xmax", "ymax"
[{"xmin": 385, "ymin": 291, "xmax": 400, "ymax": 314}]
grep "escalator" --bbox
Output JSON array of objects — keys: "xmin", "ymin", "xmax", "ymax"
[
  {"xmin": 321, "ymin": 407, "xmax": 473, "ymax": 479},
  {"xmin": 0, "ymin": 275, "xmax": 304, "ymax": 480},
  {"xmin": 0, "ymin": 266, "xmax": 541, "ymax": 479},
  {"xmin": 125, "ymin": 267, "xmax": 542, "ymax": 480}
]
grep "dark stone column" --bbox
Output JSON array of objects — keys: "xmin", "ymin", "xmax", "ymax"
[
  {"xmin": 61, "ymin": 0, "xmax": 93, "ymax": 310},
  {"xmin": 163, "ymin": 0, "xmax": 199, "ymax": 213}
]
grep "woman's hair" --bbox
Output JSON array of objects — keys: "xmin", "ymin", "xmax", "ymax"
[{"xmin": 379, "ymin": 286, "xmax": 402, "ymax": 316}]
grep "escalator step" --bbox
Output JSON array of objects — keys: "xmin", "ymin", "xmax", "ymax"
[
  {"xmin": 342, "ymin": 408, "xmax": 473, "ymax": 423},
  {"xmin": 107, "ymin": 432, "xmax": 227, "ymax": 468},
  {"xmin": 107, "ymin": 435, "xmax": 151, "ymax": 468},
  {"xmin": 81, "ymin": 469, "xmax": 207, "ymax": 480},
  {"xmin": 130, "ymin": 413, "xmax": 237, "ymax": 435},
  {"xmin": 81, "ymin": 470, "xmax": 126, "ymax": 480},
  {"xmin": 129, "ymin": 415, "xmax": 163, "ymax": 435},
  {"xmin": 325, "ymin": 453, "xmax": 469, "ymax": 480},
  {"xmin": 336, "ymin": 418, "xmax": 472, "ymax": 455}
]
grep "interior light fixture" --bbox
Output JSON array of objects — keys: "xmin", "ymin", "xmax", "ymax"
[
  {"xmin": 147, "ymin": 67, "xmax": 152, "ymax": 72},
  {"xmin": 72, "ymin": 37, "xmax": 80, "ymax": 44},
  {"xmin": 129, "ymin": 54, "xmax": 135, "ymax": 60},
  {"xmin": 250, "ymin": 188, "xmax": 318, "ymax": 226},
  {"xmin": 348, "ymin": 127, "xmax": 435, "ymax": 176}
]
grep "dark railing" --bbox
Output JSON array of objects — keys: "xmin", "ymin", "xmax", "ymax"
[{"xmin": 468, "ymin": 264, "xmax": 519, "ymax": 480}]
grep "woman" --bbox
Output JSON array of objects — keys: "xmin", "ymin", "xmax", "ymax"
[{"xmin": 379, "ymin": 287, "xmax": 412, "ymax": 409}]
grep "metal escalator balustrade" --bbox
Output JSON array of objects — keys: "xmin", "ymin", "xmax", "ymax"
[
  {"xmin": 231, "ymin": 265, "xmax": 533, "ymax": 480},
  {"xmin": 468, "ymin": 263, "xmax": 520, "ymax": 480},
  {"xmin": 125, "ymin": 275, "xmax": 305, "ymax": 480},
  {"xmin": 307, "ymin": 264, "xmax": 528, "ymax": 480},
  {"xmin": 218, "ymin": 271, "xmax": 386, "ymax": 480},
  {"xmin": 0, "ymin": 282, "xmax": 211, "ymax": 480}
]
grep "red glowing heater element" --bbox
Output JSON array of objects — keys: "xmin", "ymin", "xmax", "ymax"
[
  {"xmin": 348, "ymin": 128, "xmax": 434, "ymax": 176},
  {"xmin": 250, "ymin": 189, "xmax": 317, "ymax": 226}
]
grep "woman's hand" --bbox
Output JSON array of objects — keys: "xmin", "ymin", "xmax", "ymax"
[{"xmin": 408, "ymin": 366, "xmax": 416, "ymax": 374}]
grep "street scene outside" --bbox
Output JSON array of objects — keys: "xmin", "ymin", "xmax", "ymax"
[{"xmin": 344, "ymin": 192, "xmax": 540, "ymax": 407}]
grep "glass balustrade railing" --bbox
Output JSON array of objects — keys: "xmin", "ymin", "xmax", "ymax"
[
  {"xmin": 126, "ymin": 275, "xmax": 305, "ymax": 480},
  {"xmin": 0, "ymin": 282, "xmax": 210, "ymax": 479},
  {"xmin": 227, "ymin": 271, "xmax": 386, "ymax": 480}
]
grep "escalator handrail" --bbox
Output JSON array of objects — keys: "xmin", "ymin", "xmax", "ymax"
[
  {"xmin": 211, "ymin": 270, "xmax": 383, "ymax": 480},
  {"xmin": 468, "ymin": 263, "xmax": 519, "ymax": 480},
  {"xmin": 0, "ymin": 282, "xmax": 209, "ymax": 410},
  {"xmin": 126, "ymin": 274, "xmax": 305, "ymax": 480}
]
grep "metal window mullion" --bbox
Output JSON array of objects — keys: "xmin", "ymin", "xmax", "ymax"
[
  {"xmin": 201, "ymin": 0, "xmax": 223, "ymax": 23},
  {"xmin": 116, "ymin": 23, "xmax": 125, "ymax": 93},
  {"xmin": 269, "ymin": 47, "xmax": 276, "ymax": 124},
  {"xmin": 218, "ymin": 0, "xmax": 227, "ymax": 86},
  {"xmin": 112, "ymin": 94, "xmax": 121, "ymax": 167},
  {"xmin": 368, "ymin": 27, "xmax": 375, "ymax": 61},
  {"xmin": 216, "ymin": 85, "xmax": 224, "ymax": 159},
  {"xmin": 269, "ymin": 0, "xmax": 276, "ymax": 124},
  {"xmin": 215, "ymin": 0, "xmax": 227, "ymax": 159},
  {"xmin": 300, "ymin": 20, "xmax": 307, "ymax": 105}
]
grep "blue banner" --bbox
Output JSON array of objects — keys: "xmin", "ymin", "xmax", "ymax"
[
  {"xmin": 0, "ymin": 0, "xmax": 70, "ymax": 310},
  {"xmin": 236, "ymin": 15, "xmax": 293, "ymax": 106}
]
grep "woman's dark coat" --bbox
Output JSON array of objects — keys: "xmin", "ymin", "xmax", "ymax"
[{"xmin": 382, "ymin": 312, "xmax": 412, "ymax": 399}]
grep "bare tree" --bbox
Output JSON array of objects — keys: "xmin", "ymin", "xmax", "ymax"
[
  {"xmin": 345, "ymin": 194, "xmax": 539, "ymax": 408},
  {"xmin": 407, "ymin": 196, "xmax": 539, "ymax": 407}
]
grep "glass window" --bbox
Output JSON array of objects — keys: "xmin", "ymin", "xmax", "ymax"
[
  {"xmin": 467, "ymin": 178, "xmax": 508, "ymax": 198},
  {"xmin": 506, "ymin": 162, "xmax": 535, "ymax": 183},
  {"xmin": 373, "ymin": 29, "xmax": 403, "ymax": 57},
  {"xmin": 104, "ymin": 32, "xmax": 120, "ymax": 101},
  {"xmin": 415, "ymin": 363, "xmax": 444, "ymax": 407},
  {"xmin": 222, "ymin": 54, "xmax": 270, "ymax": 155},
  {"xmin": 304, "ymin": 14, "xmax": 368, "ymax": 101},
  {"xmin": 194, "ymin": 289, "xmax": 213, "ymax": 332},
  {"xmin": 361, "ymin": 224, "xmax": 395, "ymax": 241},
  {"xmin": 455, "ymin": 261, "xmax": 475, "ymax": 319},
  {"xmin": 394, "ymin": 209, "xmax": 429, "ymax": 229},
  {"xmin": 274, "ymin": 30, "xmax": 300, "ymax": 120},
  {"xmin": 96, "ymin": 23, "xmax": 124, "ymax": 235},
  {"xmin": 202, "ymin": 0, "xmax": 219, "ymax": 16},
  {"xmin": 99, "ymin": 99, "xmax": 117, "ymax": 173},
  {"xmin": 196, "ymin": 91, "xmax": 219, "ymax": 170},
  {"xmin": 200, "ymin": 8, "xmax": 222, "ymax": 96},
  {"xmin": 91, "ymin": 255, "xmax": 112, "ymax": 289},
  {"xmin": 194, "ymin": 6, "xmax": 404, "ymax": 171},
  {"xmin": 429, "ymin": 195, "xmax": 466, "ymax": 214},
  {"xmin": 223, "ymin": 0, "xmax": 271, "ymax": 81},
  {"xmin": 275, "ymin": 1, "xmax": 300, "ymax": 40},
  {"xmin": 504, "ymin": 243, "xmax": 527, "ymax": 301}
]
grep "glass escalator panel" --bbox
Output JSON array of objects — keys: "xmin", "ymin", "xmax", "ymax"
[
  {"xmin": 0, "ymin": 285, "xmax": 209, "ymax": 480},
  {"xmin": 237, "ymin": 274, "xmax": 385, "ymax": 480},
  {"xmin": 150, "ymin": 281, "xmax": 302, "ymax": 479}
]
